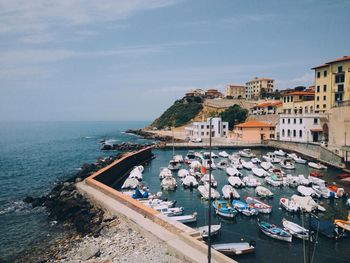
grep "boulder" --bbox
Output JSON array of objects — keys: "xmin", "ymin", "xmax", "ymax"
[{"xmin": 78, "ymin": 244, "xmax": 100, "ymax": 260}]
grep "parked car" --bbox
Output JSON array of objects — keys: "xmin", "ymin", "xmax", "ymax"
[{"xmin": 191, "ymin": 137, "xmax": 202, "ymax": 143}]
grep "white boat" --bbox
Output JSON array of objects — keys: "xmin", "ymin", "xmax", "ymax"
[
  {"xmin": 239, "ymin": 149, "xmax": 256, "ymax": 158},
  {"xmin": 241, "ymin": 160, "xmax": 255, "ymax": 170},
  {"xmin": 141, "ymin": 199, "xmax": 176, "ymax": 208},
  {"xmin": 222, "ymin": 185, "xmax": 240, "ymax": 199},
  {"xmin": 212, "ymin": 242, "xmax": 255, "ymax": 256},
  {"xmin": 279, "ymin": 197, "xmax": 299, "ymax": 212},
  {"xmin": 251, "ymin": 157, "xmax": 261, "ymax": 164},
  {"xmin": 121, "ymin": 178, "xmax": 139, "ymax": 189},
  {"xmin": 287, "ymin": 153, "xmax": 298, "ymax": 159},
  {"xmin": 262, "ymin": 153, "xmax": 281, "ymax": 163},
  {"xmin": 168, "ymin": 160, "xmax": 181, "ymax": 171},
  {"xmin": 177, "ymin": 169, "xmax": 189, "ymax": 178},
  {"xmin": 128, "ymin": 170, "xmax": 143, "ymax": 181},
  {"xmin": 226, "ymin": 166, "xmax": 241, "ymax": 177},
  {"xmin": 282, "ymin": 219, "xmax": 309, "ymax": 240},
  {"xmin": 229, "ymin": 155, "xmax": 243, "ymax": 169},
  {"xmin": 252, "ymin": 167, "xmax": 268, "ymax": 177},
  {"xmin": 217, "ymin": 160, "xmax": 229, "ymax": 169},
  {"xmin": 201, "ymin": 173, "xmax": 218, "ymax": 188},
  {"xmin": 298, "ymin": 174, "xmax": 310, "ymax": 186},
  {"xmin": 308, "ymin": 176, "xmax": 325, "ymax": 185},
  {"xmin": 297, "ymin": 186, "xmax": 319, "ymax": 198},
  {"xmin": 260, "ymin": 162, "xmax": 273, "ymax": 171},
  {"xmin": 196, "ymin": 224, "xmax": 221, "ymax": 238},
  {"xmin": 170, "ymin": 212, "xmax": 197, "ymax": 223},
  {"xmin": 198, "ymin": 183, "xmax": 220, "ymax": 200},
  {"xmin": 219, "ymin": 151, "xmax": 229, "ymax": 158},
  {"xmin": 280, "ymin": 158, "xmax": 295, "ymax": 170},
  {"xmin": 242, "ymin": 176, "xmax": 261, "ymax": 187},
  {"xmin": 274, "ymin": 149, "xmax": 286, "ymax": 156},
  {"xmin": 161, "ymin": 175, "xmax": 177, "ymax": 190},
  {"xmin": 291, "ymin": 195, "xmax": 318, "ymax": 213},
  {"xmin": 182, "ymin": 175, "xmax": 198, "ymax": 188},
  {"xmin": 245, "ymin": 197, "xmax": 272, "ymax": 214},
  {"xmin": 308, "ymin": 162, "xmax": 327, "ymax": 170},
  {"xmin": 173, "ymin": 154, "xmax": 184, "ymax": 163},
  {"xmin": 312, "ymin": 184, "xmax": 334, "ymax": 198},
  {"xmin": 184, "ymin": 150, "xmax": 196, "ymax": 163},
  {"xmin": 265, "ymin": 176, "xmax": 282, "ymax": 187},
  {"xmin": 285, "ymin": 174, "xmax": 300, "ymax": 187},
  {"xmin": 255, "ymin": 186, "xmax": 273, "ymax": 198},
  {"xmin": 293, "ymin": 156, "xmax": 307, "ymax": 164},
  {"xmin": 154, "ymin": 205, "xmax": 184, "ymax": 216},
  {"xmin": 190, "ymin": 160, "xmax": 202, "ymax": 169},
  {"xmin": 228, "ymin": 176, "xmax": 245, "ymax": 188},
  {"xmin": 203, "ymin": 158, "xmax": 217, "ymax": 170},
  {"xmin": 159, "ymin": 167, "xmax": 172, "ymax": 180}
]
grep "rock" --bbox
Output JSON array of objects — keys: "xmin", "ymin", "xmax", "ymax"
[
  {"xmin": 78, "ymin": 244, "xmax": 100, "ymax": 260},
  {"xmin": 31, "ymin": 196, "xmax": 47, "ymax": 208},
  {"xmin": 23, "ymin": 196, "xmax": 34, "ymax": 203},
  {"xmin": 102, "ymin": 212, "xmax": 116, "ymax": 222}
]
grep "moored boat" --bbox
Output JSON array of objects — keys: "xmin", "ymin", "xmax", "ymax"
[
  {"xmin": 241, "ymin": 160, "xmax": 255, "ymax": 170},
  {"xmin": 168, "ymin": 159, "xmax": 181, "ymax": 171},
  {"xmin": 274, "ymin": 149, "xmax": 286, "ymax": 157},
  {"xmin": 161, "ymin": 175, "xmax": 177, "ymax": 190},
  {"xmin": 212, "ymin": 241, "xmax": 255, "ymax": 256},
  {"xmin": 262, "ymin": 153, "xmax": 281, "ymax": 163},
  {"xmin": 228, "ymin": 176, "xmax": 245, "ymax": 188},
  {"xmin": 255, "ymin": 186, "xmax": 274, "ymax": 198},
  {"xmin": 261, "ymin": 161, "xmax": 273, "ymax": 170},
  {"xmin": 282, "ymin": 218, "xmax": 309, "ymax": 240},
  {"xmin": 173, "ymin": 154, "xmax": 184, "ymax": 163},
  {"xmin": 177, "ymin": 169, "xmax": 189, "ymax": 178},
  {"xmin": 297, "ymin": 185, "xmax": 319, "ymax": 198},
  {"xmin": 232, "ymin": 200, "xmax": 259, "ymax": 216},
  {"xmin": 201, "ymin": 173, "xmax": 218, "ymax": 188},
  {"xmin": 308, "ymin": 162, "xmax": 327, "ymax": 170},
  {"xmin": 311, "ymin": 215, "xmax": 344, "ymax": 239},
  {"xmin": 217, "ymin": 160, "xmax": 229, "ymax": 169},
  {"xmin": 293, "ymin": 156, "xmax": 307, "ymax": 164},
  {"xmin": 196, "ymin": 224, "xmax": 221, "ymax": 238},
  {"xmin": 279, "ymin": 158, "xmax": 295, "ymax": 170},
  {"xmin": 257, "ymin": 219, "xmax": 292, "ymax": 242},
  {"xmin": 252, "ymin": 167, "xmax": 268, "ymax": 177},
  {"xmin": 251, "ymin": 157, "xmax": 261, "ymax": 164},
  {"xmin": 170, "ymin": 212, "xmax": 198, "ymax": 223},
  {"xmin": 242, "ymin": 175, "xmax": 261, "ymax": 187},
  {"xmin": 245, "ymin": 197, "xmax": 272, "ymax": 214},
  {"xmin": 154, "ymin": 205, "xmax": 184, "ymax": 216},
  {"xmin": 213, "ymin": 200, "xmax": 238, "ymax": 218},
  {"xmin": 222, "ymin": 185, "xmax": 240, "ymax": 199},
  {"xmin": 182, "ymin": 175, "xmax": 198, "ymax": 188},
  {"xmin": 159, "ymin": 167, "xmax": 172, "ymax": 180},
  {"xmin": 226, "ymin": 166, "xmax": 241, "ymax": 177},
  {"xmin": 198, "ymin": 183, "xmax": 220, "ymax": 200},
  {"xmin": 279, "ymin": 197, "xmax": 299, "ymax": 212},
  {"xmin": 337, "ymin": 173, "xmax": 350, "ymax": 179},
  {"xmin": 184, "ymin": 150, "xmax": 196, "ymax": 163},
  {"xmin": 219, "ymin": 151, "xmax": 229, "ymax": 158},
  {"xmin": 239, "ymin": 149, "xmax": 256, "ymax": 158},
  {"xmin": 309, "ymin": 171, "xmax": 322, "ymax": 178},
  {"xmin": 121, "ymin": 178, "xmax": 139, "ymax": 189}
]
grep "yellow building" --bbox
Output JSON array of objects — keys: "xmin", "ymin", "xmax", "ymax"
[
  {"xmin": 312, "ymin": 56, "xmax": 350, "ymax": 113},
  {"xmin": 225, "ymin": 85, "xmax": 246, "ymax": 98},
  {"xmin": 246, "ymin": 77, "xmax": 274, "ymax": 100},
  {"xmin": 281, "ymin": 91, "xmax": 315, "ymax": 114}
]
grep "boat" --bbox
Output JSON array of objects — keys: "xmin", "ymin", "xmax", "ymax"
[
  {"xmin": 242, "ymin": 175, "xmax": 261, "ymax": 187},
  {"xmin": 213, "ymin": 200, "xmax": 238, "ymax": 218},
  {"xmin": 219, "ymin": 151, "xmax": 229, "ymax": 158},
  {"xmin": 297, "ymin": 186, "xmax": 319, "ymax": 197},
  {"xmin": 141, "ymin": 199, "xmax": 176, "ymax": 208},
  {"xmin": 198, "ymin": 183, "xmax": 220, "ymax": 200},
  {"xmin": 274, "ymin": 149, "xmax": 286, "ymax": 157},
  {"xmin": 241, "ymin": 160, "xmax": 255, "ymax": 170},
  {"xmin": 212, "ymin": 241, "xmax": 255, "ymax": 256},
  {"xmin": 261, "ymin": 161, "xmax": 273, "ymax": 171},
  {"xmin": 347, "ymin": 198, "xmax": 350, "ymax": 207},
  {"xmin": 245, "ymin": 197, "xmax": 272, "ymax": 214},
  {"xmin": 128, "ymin": 165, "xmax": 144, "ymax": 181},
  {"xmin": 229, "ymin": 155, "xmax": 243, "ymax": 169},
  {"xmin": 252, "ymin": 167, "xmax": 268, "ymax": 177},
  {"xmin": 226, "ymin": 166, "xmax": 242, "ymax": 177},
  {"xmin": 181, "ymin": 175, "xmax": 198, "ymax": 188},
  {"xmin": 168, "ymin": 159, "xmax": 181, "ymax": 171},
  {"xmin": 177, "ymin": 169, "xmax": 189, "ymax": 178},
  {"xmin": 190, "ymin": 160, "xmax": 202, "ymax": 170},
  {"xmin": 285, "ymin": 174, "xmax": 300, "ymax": 187},
  {"xmin": 161, "ymin": 174, "xmax": 177, "ymax": 190},
  {"xmin": 159, "ymin": 167, "xmax": 172, "ymax": 180},
  {"xmin": 311, "ymin": 215, "xmax": 344, "ymax": 239},
  {"xmin": 327, "ymin": 184, "xmax": 345, "ymax": 198},
  {"xmin": 279, "ymin": 158, "xmax": 295, "ymax": 170},
  {"xmin": 121, "ymin": 178, "xmax": 139, "ymax": 189},
  {"xmin": 334, "ymin": 214, "xmax": 350, "ymax": 232},
  {"xmin": 222, "ymin": 185, "xmax": 240, "ymax": 199},
  {"xmin": 202, "ymin": 158, "xmax": 217, "ymax": 170},
  {"xmin": 239, "ymin": 149, "xmax": 256, "ymax": 158},
  {"xmin": 309, "ymin": 171, "xmax": 322, "ymax": 178},
  {"xmin": 337, "ymin": 173, "xmax": 350, "ymax": 179},
  {"xmin": 291, "ymin": 195, "xmax": 319, "ymax": 212},
  {"xmin": 129, "ymin": 188, "xmax": 149, "ymax": 199},
  {"xmin": 196, "ymin": 224, "xmax": 221, "ymax": 238},
  {"xmin": 170, "ymin": 212, "xmax": 198, "ymax": 223},
  {"xmin": 312, "ymin": 184, "xmax": 335, "ymax": 198},
  {"xmin": 297, "ymin": 174, "xmax": 310, "ymax": 186},
  {"xmin": 265, "ymin": 175, "xmax": 282, "ymax": 187},
  {"xmin": 293, "ymin": 156, "xmax": 307, "ymax": 164},
  {"xmin": 232, "ymin": 200, "xmax": 259, "ymax": 216},
  {"xmin": 279, "ymin": 197, "xmax": 299, "ymax": 212},
  {"xmin": 262, "ymin": 153, "xmax": 281, "ymax": 163},
  {"xmin": 173, "ymin": 154, "xmax": 184, "ymax": 163},
  {"xmin": 255, "ymin": 186, "xmax": 274, "ymax": 198},
  {"xmin": 228, "ymin": 176, "xmax": 245, "ymax": 188},
  {"xmin": 308, "ymin": 162, "xmax": 327, "ymax": 170},
  {"xmin": 257, "ymin": 220, "xmax": 292, "ymax": 242},
  {"xmin": 184, "ymin": 150, "xmax": 196, "ymax": 163},
  {"xmin": 200, "ymin": 173, "xmax": 218, "ymax": 188},
  {"xmin": 282, "ymin": 219, "xmax": 309, "ymax": 240},
  {"xmin": 251, "ymin": 157, "xmax": 261, "ymax": 164},
  {"xmin": 154, "ymin": 205, "xmax": 184, "ymax": 216},
  {"xmin": 287, "ymin": 153, "xmax": 298, "ymax": 159},
  {"xmin": 217, "ymin": 160, "xmax": 229, "ymax": 169}
]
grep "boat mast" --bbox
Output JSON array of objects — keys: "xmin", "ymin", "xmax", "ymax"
[{"xmin": 208, "ymin": 118, "xmax": 212, "ymax": 263}]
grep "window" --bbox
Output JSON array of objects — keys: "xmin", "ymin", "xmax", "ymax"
[
  {"xmin": 316, "ymin": 86, "xmax": 320, "ymax": 92},
  {"xmin": 313, "ymin": 118, "xmax": 318, "ymax": 124},
  {"xmin": 287, "ymin": 129, "xmax": 291, "ymax": 137},
  {"xmin": 223, "ymin": 131, "xmax": 226, "ymax": 135},
  {"xmin": 294, "ymin": 119, "xmax": 296, "ymax": 124},
  {"xmin": 282, "ymin": 118, "xmax": 285, "ymax": 124},
  {"xmin": 316, "ymin": 105, "xmax": 319, "ymax": 109},
  {"xmin": 338, "ymin": 66, "xmax": 343, "ymax": 72},
  {"xmin": 323, "ymin": 96, "xmax": 326, "ymax": 100},
  {"xmin": 201, "ymin": 132, "xmax": 204, "ymax": 135},
  {"xmin": 335, "ymin": 74, "xmax": 345, "ymax": 83},
  {"xmin": 323, "ymin": 104, "xmax": 326, "ymax": 108},
  {"xmin": 207, "ymin": 125, "xmax": 209, "ymax": 129},
  {"xmin": 316, "ymin": 96, "xmax": 319, "ymax": 101},
  {"xmin": 299, "ymin": 119, "xmax": 302, "ymax": 124},
  {"xmin": 201, "ymin": 125, "xmax": 204, "ymax": 129},
  {"xmin": 299, "ymin": 130, "xmax": 302, "ymax": 138},
  {"xmin": 288, "ymin": 119, "xmax": 290, "ymax": 124},
  {"xmin": 223, "ymin": 125, "xmax": 226, "ymax": 129},
  {"xmin": 310, "ymin": 106, "xmax": 314, "ymax": 113},
  {"xmin": 317, "ymin": 72, "xmax": 320, "ymax": 78},
  {"xmin": 261, "ymin": 128, "xmax": 263, "ymax": 131},
  {"xmin": 291, "ymin": 96, "xmax": 293, "ymax": 102},
  {"xmin": 338, "ymin": 84, "xmax": 344, "ymax": 92},
  {"xmin": 323, "ymin": 85, "xmax": 327, "ymax": 92},
  {"xmin": 323, "ymin": 70, "xmax": 327, "ymax": 77},
  {"xmin": 270, "ymin": 134, "xmax": 274, "ymax": 139},
  {"xmin": 293, "ymin": 130, "xmax": 296, "ymax": 137},
  {"xmin": 305, "ymin": 106, "xmax": 308, "ymax": 114},
  {"xmin": 283, "ymin": 97, "xmax": 286, "ymax": 102},
  {"xmin": 287, "ymin": 97, "xmax": 290, "ymax": 102},
  {"xmin": 282, "ymin": 129, "xmax": 285, "ymax": 136}
]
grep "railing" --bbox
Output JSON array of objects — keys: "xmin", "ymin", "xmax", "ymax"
[{"xmin": 332, "ymin": 100, "xmax": 350, "ymax": 108}]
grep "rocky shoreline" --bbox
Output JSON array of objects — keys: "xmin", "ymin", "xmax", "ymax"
[{"xmin": 125, "ymin": 129, "xmax": 184, "ymax": 143}]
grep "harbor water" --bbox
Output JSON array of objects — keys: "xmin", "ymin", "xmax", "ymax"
[{"xmin": 124, "ymin": 148, "xmax": 350, "ymax": 263}]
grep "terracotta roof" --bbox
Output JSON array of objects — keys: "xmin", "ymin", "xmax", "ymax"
[
  {"xmin": 281, "ymin": 91, "xmax": 315, "ymax": 97},
  {"xmin": 312, "ymin": 56, "xmax": 350, "ymax": 69},
  {"xmin": 255, "ymin": 101, "xmax": 283, "ymax": 107},
  {"xmin": 310, "ymin": 128, "xmax": 323, "ymax": 132},
  {"xmin": 235, "ymin": 121, "xmax": 274, "ymax": 128}
]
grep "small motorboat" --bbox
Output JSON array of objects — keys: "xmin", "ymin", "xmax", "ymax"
[
  {"xmin": 327, "ymin": 184, "xmax": 345, "ymax": 198},
  {"xmin": 170, "ymin": 212, "xmax": 198, "ymax": 224},
  {"xmin": 279, "ymin": 158, "xmax": 295, "ymax": 170},
  {"xmin": 168, "ymin": 159, "xmax": 181, "ymax": 171},
  {"xmin": 217, "ymin": 160, "xmax": 229, "ymax": 169},
  {"xmin": 257, "ymin": 220, "xmax": 292, "ymax": 242},
  {"xmin": 297, "ymin": 174, "xmax": 310, "ymax": 186},
  {"xmin": 128, "ymin": 165, "xmax": 144, "ymax": 181},
  {"xmin": 287, "ymin": 153, "xmax": 297, "ymax": 159},
  {"xmin": 239, "ymin": 149, "xmax": 256, "ymax": 158},
  {"xmin": 286, "ymin": 174, "xmax": 300, "ymax": 187},
  {"xmin": 308, "ymin": 162, "xmax": 327, "ymax": 170},
  {"xmin": 279, "ymin": 197, "xmax": 299, "ymax": 212},
  {"xmin": 201, "ymin": 173, "xmax": 218, "ymax": 188},
  {"xmin": 161, "ymin": 175, "xmax": 177, "ymax": 190},
  {"xmin": 293, "ymin": 156, "xmax": 307, "ymax": 164},
  {"xmin": 190, "ymin": 160, "xmax": 202, "ymax": 169},
  {"xmin": 196, "ymin": 224, "xmax": 221, "ymax": 238},
  {"xmin": 308, "ymin": 176, "xmax": 325, "ymax": 185},
  {"xmin": 232, "ymin": 200, "xmax": 259, "ymax": 216},
  {"xmin": 245, "ymin": 197, "xmax": 272, "ymax": 214},
  {"xmin": 226, "ymin": 166, "xmax": 242, "ymax": 177},
  {"xmin": 142, "ymin": 199, "xmax": 176, "ymax": 208},
  {"xmin": 252, "ymin": 167, "xmax": 268, "ymax": 177},
  {"xmin": 265, "ymin": 175, "xmax": 282, "ymax": 187},
  {"xmin": 121, "ymin": 178, "xmax": 139, "ymax": 189},
  {"xmin": 198, "ymin": 183, "xmax": 221, "ymax": 200},
  {"xmin": 181, "ymin": 175, "xmax": 198, "ymax": 188},
  {"xmin": 177, "ymin": 169, "xmax": 189, "ymax": 178},
  {"xmin": 291, "ymin": 195, "xmax": 318, "ymax": 212},
  {"xmin": 242, "ymin": 176, "xmax": 261, "ymax": 187},
  {"xmin": 202, "ymin": 158, "xmax": 217, "ymax": 170},
  {"xmin": 337, "ymin": 173, "xmax": 350, "ymax": 179},
  {"xmin": 255, "ymin": 186, "xmax": 274, "ymax": 198},
  {"xmin": 260, "ymin": 161, "xmax": 273, "ymax": 171},
  {"xmin": 159, "ymin": 167, "xmax": 172, "ymax": 180},
  {"xmin": 262, "ymin": 153, "xmax": 281, "ymax": 163},
  {"xmin": 219, "ymin": 151, "xmax": 229, "ymax": 158},
  {"xmin": 154, "ymin": 205, "xmax": 184, "ymax": 216},
  {"xmin": 130, "ymin": 188, "xmax": 149, "ymax": 199},
  {"xmin": 312, "ymin": 184, "xmax": 335, "ymax": 199},
  {"xmin": 241, "ymin": 160, "xmax": 255, "ymax": 170},
  {"xmin": 184, "ymin": 150, "xmax": 196, "ymax": 163},
  {"xmin": 251, "ymin": 157, "xmax": 261, "ymax": 164},
  {"xmin": 212, "ymin": 241, "xmax": 255, "ymax": 256},
  {"xmin": 173, "ymin": 154, "xmax": 184, "ymax": 163},
  {"xmin": 282, "ymin": 219, "xmax": 309, "ymax": 240},
  {"xmin": 311, "ymin": 215, "xmax": 344, "ymax": 239},
  {"xmin": 213, "ymin": 200, "xmax": 238, "ymax": 218},
  {"xmin": 274, "ymin": 149, "xmax": 286, "ymax": 157},
  {"xmin": 297, "ymin": 186, "xmax": 319, "ymax": 198},
  {"xmin": 334, "ymin": 214, "xmax": 350, "ymax": 232},
  {"xmin": 222, "ymin": 185, "xmax": 240, "ymax": 199},
  {"xmin": 228, "ymin": 176, "xmax": 245, "ymax": 188},
  {"xmin": 309, "ymin": 172, "xmax": 322, "ymax": 178}
]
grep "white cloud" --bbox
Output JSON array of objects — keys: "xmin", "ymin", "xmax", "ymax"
[{"xmin": 276, "ymin": 72, "xmax": 314, "ymax": 90}]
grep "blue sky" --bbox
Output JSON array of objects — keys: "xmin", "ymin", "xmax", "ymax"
[{"xmin": 0, "ymin": 0, "xmax": 349, "ymax": 122}]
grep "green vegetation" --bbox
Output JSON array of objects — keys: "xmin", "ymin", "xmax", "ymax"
[
  {"xmin": 151, "ymin": 97, "xmax": 203, "ymax": 129},
  {"xmin": 220, "ymin": 104, "xmax": 248, "ymax": 129}
]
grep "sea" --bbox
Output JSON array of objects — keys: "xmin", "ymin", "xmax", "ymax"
[{"xmin": 0, "ymin": 121, "xmax": 149, "ymax": 261}]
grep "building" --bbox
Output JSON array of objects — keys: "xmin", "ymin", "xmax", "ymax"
[
  {"xmin": 250, "ymin": 101, "xmax": 283, "ymax": 115},
  {"xmin": 185, "ymin": 89, "xmax": 205, "ymax": 97},
  {"xmin": 185, "ymin": 117, "xmax": 229, "ymax": 139},
  {"xmin": 205, "ymin": 89, "xmax": 223, "ymax": 99},
  {"xmin": 225, "ymin": 85, "xmax": 246, "ymax": 98},
  {"xmin": 312, "ymin": 55, "xmax": 350, "ymax": 113},
  {"xmin": 230, "ymin": 121, "xmax": 275, "ymax": 143},
  {"xmin": 281, "ymin": 90, "xmax": 315, "ymax": 114},
  {"xmin": 246, "ymin": 77, "xmax": 275, "ymax": 100}
]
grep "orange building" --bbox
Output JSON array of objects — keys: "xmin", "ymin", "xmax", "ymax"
[{"xmin": 230, "ymin": 121, "xmax": 275, "ymax": 143}]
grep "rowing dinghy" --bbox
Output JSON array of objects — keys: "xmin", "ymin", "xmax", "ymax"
[
  {"xmin": 196, "ymin": 224, "xmax": 221, "ymax": 238},
  {"xmin": 282, "ymin": 218, "xmax": 309, "ymax": 240},
  {"xmin": 212, "ymin": 241, "xmax": 255, "ymax": 255}
]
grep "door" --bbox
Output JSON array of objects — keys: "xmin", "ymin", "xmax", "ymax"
[{"xmin": 312, "ymin": 132, "xmax": 319, "ymax": 142}]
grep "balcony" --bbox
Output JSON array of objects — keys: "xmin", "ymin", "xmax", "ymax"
[{"xmin": 332, "ymin": 100, "xmax": 350, "ymax": 108}]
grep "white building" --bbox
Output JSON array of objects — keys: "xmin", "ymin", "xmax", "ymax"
[
  {"xmin": 185, "ymin": 117, "xmax": 229, "ymax": 139},
  {"xmin": 279, "ymin": 114, "xmax": 323, "ymax": 143}
]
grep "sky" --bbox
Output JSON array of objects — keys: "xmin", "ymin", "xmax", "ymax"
[{"xmin": 0, "ymin": 0, "xmax": 349, "ymax": 122}]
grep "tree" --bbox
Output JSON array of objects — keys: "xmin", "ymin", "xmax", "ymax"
[
  {"xmin": 220, "ymin": 104, "xmax": 248, "ymax": 130},
  {"xmin": 260, "ymin": 88, "xmax": 268, "ymax": 99}
]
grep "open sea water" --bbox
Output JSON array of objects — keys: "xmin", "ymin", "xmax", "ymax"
[{"xmin": 0, "ymin": 121, "xmax": 149, "ymax": 261}]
